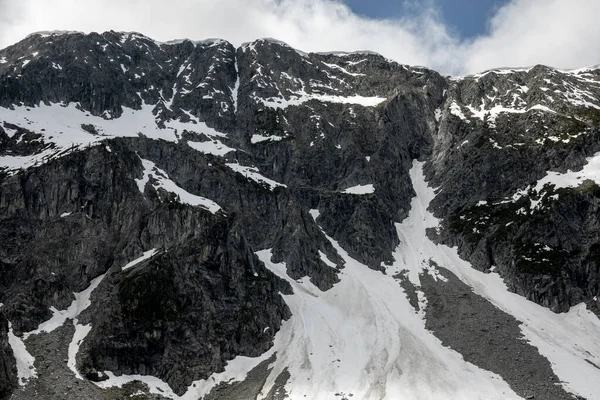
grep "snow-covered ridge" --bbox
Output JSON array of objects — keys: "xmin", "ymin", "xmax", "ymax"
[
  {"xmin": 456, "ymin": 64, "xmax": 600, "ymax": 81},
  {"xmin": 161, "ymin": 38, "xmax": 228, "ymax": 47},
  {"xmin": 463, "ymin": 66, "xmax": 535, "ymax": 80},
  {"xmin": 445, "ymin": 66, "xmax": 600, "ymax": 132},
  {"xmin": 241, "ymin": 37, "xmax": 309, "ymax": 58},
  {"xmin": 25, "ymin": 30, "xmax": 84, "ymax": 40},
  {"xmin": 6, "ymin": 32, "xmax": 599, "ymax": 82},
  {"xmin": 315, "ymin": 50, "xmax": 382, "ymax": 57},
  {"xmin": 0, "ymin": 102, "xmax": 226, "ymax": 173}
]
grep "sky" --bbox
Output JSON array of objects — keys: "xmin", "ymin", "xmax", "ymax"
[
  {"xmin": 0, "ymin": 0, "xmax": 598, "ymax": 76},
  {"xmin": 343, "ymin": 0, "xmax": 506, "ymax": 39}
]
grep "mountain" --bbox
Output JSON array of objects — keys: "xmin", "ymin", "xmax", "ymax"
[{"xmin": 0, "ymin": 30, "xmax": 599, "ymax": 400}]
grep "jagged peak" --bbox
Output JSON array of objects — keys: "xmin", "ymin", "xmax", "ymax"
[
  {"xmin": 560, "ymin": 64, "xmax": 600, "ymax": 74},
  {"xmin": 452, "ymin": 65, "xmax": 537, "ymax": 81},
  {"xmin": 25, "ymin": 30, "xmax": 85, "ymax": 39},
  {"xmin": 241, "ymin": 37, "xmax": 309, "ymax": 58},
  {"xmin": 18, "ymin": 31, "xmax": 230, "ymax": 50},
  {"xmin": 453, "ymin": 63, "xmax": 600, "ymax": 82},
  {"xmin": 161, "ymin": 38, "xmax": 230, "ymax": 48},
  {"xmin": 315, "ymin": 50, "xmax": 381, "ymax": 58},
  {"xmin": 112, "ymin": 31, "xmax": 157, "ymax": 42}
]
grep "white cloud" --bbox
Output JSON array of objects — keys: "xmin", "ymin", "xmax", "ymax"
[
  {"xmin": 0, "ymin": 0, "xmax": 597, "ymax": 76},
  {"xmin": 464, "ymin": 0, "xmax": 600, "ymax": 73}
]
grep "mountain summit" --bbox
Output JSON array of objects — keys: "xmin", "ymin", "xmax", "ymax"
[{"xmin": 0, "ymin": 31, "xmax": 599, "ymax": 400}]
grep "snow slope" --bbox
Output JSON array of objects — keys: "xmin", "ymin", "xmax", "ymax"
[
  {"xmin": 7, "ymin": 323, "xmax": 37, "ymax": 385},
  {"xmin": 385, "ymin": 161, "xmax": 600, "ymax": 400},
  {"xmin": 0, "ymin": 103, "xmax": 225, "ymax": 173},
  {"xmin": 532, "ymin": 151, "xmax": 600, "ymax": 191},
  {"xmin": 256, "ymin": 245, "xmax": 521, "ymax": 400}
]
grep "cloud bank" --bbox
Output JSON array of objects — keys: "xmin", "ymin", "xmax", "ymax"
[{"xmin": 0, "ymin": 0, "xmax": 597, "ymax": 75}]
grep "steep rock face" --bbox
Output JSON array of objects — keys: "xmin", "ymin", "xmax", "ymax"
[
  {"xmin": 79, "ymin": 220, "xmax": 290, "ymax": 395},
  {"xmin": 0, "ymin": 31, "xmax": 600, "ymax": 398},
  {"xmin": 232, "ymin": 39, "xmax": 447, "ymax": 266},
  {"xmin": 0, "ymin": 312, "xmax": 16, "ymax": 400},
  {"xmin": 0, "ymin": 32, "xmax": 238, "ymax": 131},
  {"xmin": 425, "ymin": 66, "xmax": 600, "ymax": 312},
  {"xmin": 0, "ymin": 141, "xmax": 291, "ymax": 391}
]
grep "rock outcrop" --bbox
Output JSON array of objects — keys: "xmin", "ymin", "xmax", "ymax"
[{"xmin": 0, "ymin": 31, "xmax": 599, "ymax": 398}]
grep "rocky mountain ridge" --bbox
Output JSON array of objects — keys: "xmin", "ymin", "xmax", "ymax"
[{"xmin": 0, "ymin": 31, "xmax": 599, "ymax": 400}]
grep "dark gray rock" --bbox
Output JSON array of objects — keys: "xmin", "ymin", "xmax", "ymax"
[
  {"xmin": 420, "ymin": 266, "xmax": 581, "ymax": 400},
  {"xmin": 1, "ymin": 30, "xmax": 600, "ymax": 399},
  {"xmin": 424, "ymin": 68, "xmax": 600, "ymax": 313},
  {"xmin": 0, "ymin": 311, "xmax": 16, "ymax": 400},
  {"xmin": 79, "ymin": 222, "xmax": 290, "ymax": 395}
]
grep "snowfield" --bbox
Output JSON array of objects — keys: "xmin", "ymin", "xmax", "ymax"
[
  {"xmin": 90, "ymin": 161, "xmax": 600, "ymax": 400},
  {"xmin": 257, "ymin": 245, "xmax": 521, "ymax": 400},
  {"xmin": 0, "ymin": 102, "xmax": 226, "ymax": 173}
]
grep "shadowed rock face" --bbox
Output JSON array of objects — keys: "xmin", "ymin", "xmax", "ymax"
[
  {"xmin": 79, "ymin": 225, "xmax": 291, "ymax": 395},
  {"xmin": 0, "ymin": 312, "xmax": 16, "ymax": 400},
  {"xmin": 0, "ymin": 31, "xmax": 599, "ymax": 397}
]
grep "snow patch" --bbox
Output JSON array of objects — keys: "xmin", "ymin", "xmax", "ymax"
[
  {"xmin": 231, "ymin": 58, "xmax": 240, "ymax": 113},
  {"xmin": 309, "ymin": 209, "xmax": 320, "ymax": 220},
  {"xmin": 187, "ymin": 140, "xmax": 235, "ymax": 156},
  {"xmin": 68, "ymin": 321, "xmax": 92, "ymax": 380},
  {"xmin": 136, "ymin": 158, "xmax": 222, "ymax": 213},
  {"xmin": 318, "ymin": 251, "xmax": 337, "ymax": 269},
  {"xmin": 0, "ymin": 103, "xmax": 226, "ymax": 173},
  {"xmin": 342, "ymin": 184, "xmax": 375, "ymax": 195},
  {"xmin": 95, "ymin": 350, "xmax": 274, "ymax": 400},
  {"xmin": 449, "ymin": 101, "xmax": 468, "ymax": 121},
  {"xmin": 24, "ymin": 274, "xmax": 105, "ymax": 339},
  {"xmin": 258, "ymin": 92, "xmax": 386, "ymax": 109},
  {"xmin": 534, "ymin": 152, "xmax": 600, "ymax": 192},
  {"xmin": 321, "ymin": 62, "xmax": 365, "ymax": 77},
  {"xmin": 122, "ymin": 249, "xmax": 159, "ymax": 271},
  {"xmin": 225, "ymin": 163, "xmax": 286, "ymax": 190},
  {"xmin": 251, "ymin": 134, "xmax": 283, "ymax": 144},
  {"xmin": 8, "ymin": 323, "xmax": 37, "ymax": 385}
]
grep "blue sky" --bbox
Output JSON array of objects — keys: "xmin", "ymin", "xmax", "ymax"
[{"xmin": 343, "ymin": 0, "xmax": 508, "ymax": 38}]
